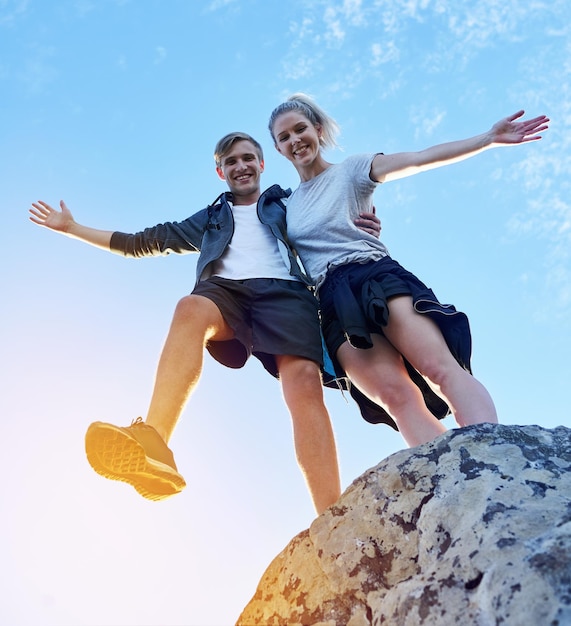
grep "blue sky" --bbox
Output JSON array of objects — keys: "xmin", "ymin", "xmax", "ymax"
[{"xmin": 2, "ymin": 1, "xmax": 569, "ymax": 624}]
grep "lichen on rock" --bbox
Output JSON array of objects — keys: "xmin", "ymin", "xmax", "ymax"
[{"xmin": 238, "ymin": 423, "xmax": 571, "ymax": 626}]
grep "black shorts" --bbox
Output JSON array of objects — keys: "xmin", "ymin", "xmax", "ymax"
[{"xmin": 191, "ymin": 276, "xmax": 323, "ymax": 378}]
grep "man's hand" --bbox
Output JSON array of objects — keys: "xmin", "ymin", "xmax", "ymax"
[
  {"xmin": 29, "ymin": 199, "xmax": 114, "ymax": 250},
  {"xmin": 354, "ymin": 208, "xmax": 381, "ymax": 238},
  {"xmin": 29, "ymin": 200, "xmax": 74, "ymax": 232}
]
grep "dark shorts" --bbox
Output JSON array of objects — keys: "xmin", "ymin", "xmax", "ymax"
[
  {"xmin": 319, "ymin": 257, "xmax": 473, "ymax": 429},
  {"xmin": 319, "ymin": 256, "xmax": 472, "ymax": 371},
  {"xmin": 191, "ymin": 276, "xmax": 323, "ymax": 378}
]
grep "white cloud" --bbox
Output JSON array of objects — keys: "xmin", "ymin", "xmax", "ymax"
[
  {"xmin": 117, "ymin": 54, "xmax": 128, "ymax": 71},
  {"xmin": 410, "ymin": 107, "xmax": 446, "ymax": 139},
  {"xmin": 153, "ymin": 46, "xmax": 167, "ymax": 65},
  {"xmin": 206, "ymin": 0, "xmax": 237, "ymax": 11},
  {"xmin": 284, "ymin": 0, "xmax": 569, "ymax": 80},
  {"xmin": 280, "ymin": 0, "xmax": 571, "ymax": 316},
  {"xmin": 282, "ymin": 17, "xmax": 320, "ymax": 79},
  {"xmin": 507, "ymin": 189, "xmax": 571, "ymax": 318},
  {"xmin": 283, "ymin": 54, "xmax": 316, "ymax": 80},
  {"xmin": 18, "ymin": 44, "xmax": 58, "ymax": 94},
  {"xmin": 371, "ymin": 40, "xmax": 399, "ymax": 66},
  {"xmin": 324, "ymin": 7, "xmax": 346, "ymax": 45},
  {"xmin": 73, "ymin": 0, "xmax": 95, "ymax": 18},
  {"xmin": 343, "ymin": 0, "xmax": 365, "ymax": 25},
  {"xmin": 0, "ymin": 0, "xmax": 28, "ymax": 26}
]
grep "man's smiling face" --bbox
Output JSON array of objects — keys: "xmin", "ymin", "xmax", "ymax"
[{"xmin": 216, "ymin": 140, "xmax": 265, "ymax": 205}]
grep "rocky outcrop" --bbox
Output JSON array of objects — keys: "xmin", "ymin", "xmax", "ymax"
[{"xmin": 238, "ymin": 423, "xmax": 571, "ymax": 626}]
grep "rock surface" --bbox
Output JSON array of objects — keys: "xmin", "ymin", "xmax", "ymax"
[{"xmin": 238, "ymin": 423, "xmax": 571, "ymax": 626}]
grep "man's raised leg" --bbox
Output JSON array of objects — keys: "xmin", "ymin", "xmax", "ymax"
[{"xmin": 85, "ymin": 295, "xmax": 234, "ymax": 500}]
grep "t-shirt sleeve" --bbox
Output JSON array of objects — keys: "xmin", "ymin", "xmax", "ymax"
[{"xmin": 345, "ymin": 153, "xmax": 380, "ymax": 193}]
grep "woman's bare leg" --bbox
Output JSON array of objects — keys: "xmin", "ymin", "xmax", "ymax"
[
  {"xmin": 338, "ymin": 335, "xmax": 447, "ymax": 447},
  {"xmin": 382, "ymin": 296, "xmax": 497, "ymax": 428}
]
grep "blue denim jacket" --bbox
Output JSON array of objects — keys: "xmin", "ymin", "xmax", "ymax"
[{"xmin": 110, "ymin": 184, "xmax": 311, "ymax": 287}]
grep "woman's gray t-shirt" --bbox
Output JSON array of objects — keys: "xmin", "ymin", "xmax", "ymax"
[{"xmin": 285, "ymin": 153, "xmax": 390, "ymax": 290}]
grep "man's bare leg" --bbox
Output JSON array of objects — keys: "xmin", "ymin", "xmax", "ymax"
[
  {"xmin": 85, "ymin": 294, "xmax": 234, "ymax": 500},
  {"xmin": 276, "ymin": 355, "xmax": 341, "ymax": 515},
  {"xmin": 145, "ymin": 294, "xmax": 234, "ymax": 442}
]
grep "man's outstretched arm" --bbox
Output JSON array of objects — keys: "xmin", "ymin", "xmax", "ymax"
[{"xmin": 29, "ymin": 200, "xmax": 114, "ymax": 252}]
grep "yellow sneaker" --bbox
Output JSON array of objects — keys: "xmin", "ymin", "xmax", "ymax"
[{"xmin": 85, "ymin": 418, "xmax": 186, "ymax": 501}]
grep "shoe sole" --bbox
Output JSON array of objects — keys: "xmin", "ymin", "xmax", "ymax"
[{"xmin": 85, "ymin": 422, "xmax": 186, "ymax": 502}]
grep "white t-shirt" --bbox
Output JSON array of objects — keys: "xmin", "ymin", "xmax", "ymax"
[
  {"xmin": 211, "ymin": 202, "xmax": 296, "ymax": 281},
  {"xmin": 285, "ymin": 153, "xmax": 390, "ymax": 289}
]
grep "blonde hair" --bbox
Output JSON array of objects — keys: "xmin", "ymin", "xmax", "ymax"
[
  {"xmin": 214, "ymin": 132, "xmax": 264, "ymax": 167},
  {"xmin": 268, "ymin": 93, "xmax": 340, "ymax": 149}
]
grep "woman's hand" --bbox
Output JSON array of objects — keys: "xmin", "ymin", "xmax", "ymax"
[{"xmin": 490, "ymin": 111, "xmax": 549, "ymax": 145}]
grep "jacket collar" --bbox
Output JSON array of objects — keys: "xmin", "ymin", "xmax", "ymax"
[{"xmin": 209, "ymin": 185, "xmax": 291, "ymax": 210}]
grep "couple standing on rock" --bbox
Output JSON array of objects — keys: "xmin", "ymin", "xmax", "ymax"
[{"xmin": 30, "ymin": 94, "xmax": 548, "ymax": 515}]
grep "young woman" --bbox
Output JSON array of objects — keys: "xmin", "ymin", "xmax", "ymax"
[{"xmin": 269, "ymin": 94, "xmax": 548, "ymax": 447}]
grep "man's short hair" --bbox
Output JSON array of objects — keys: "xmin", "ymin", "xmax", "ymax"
[{"xmin": 214, "ymin": 132, "xmax": 264, "ymax": 167}]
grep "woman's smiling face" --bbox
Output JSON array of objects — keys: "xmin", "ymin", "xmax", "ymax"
[{"xmin": 272, "ymin": 111, "xmax": 323, "ymax": 169}]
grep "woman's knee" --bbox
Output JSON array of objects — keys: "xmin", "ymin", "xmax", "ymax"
[
  {"xmin": 416, "ymin": 354, "xmax": 459, "ymax": 390},
  {"xmin": 379, "ymin": 378, "xmax": 422, "ymax": 415},
  {"xmin": 349, "ymin": 363, "xmax": 421, "ymax": 416}
]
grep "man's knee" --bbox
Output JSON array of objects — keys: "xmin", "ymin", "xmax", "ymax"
[
  {"xmin": 172, "ymin": 294, "xmax": 230, "ymax": 339},
  {"xmin": 174, "ymin": 294, "xmax": 201, "ymax": 316},
  {"xmin": 279, "ymin": 357, "xmax": 323, "ymax": 398},
  {"xmin": 174, "ymin": 294, "xmax": 216, "ymax": 323},
  {"xmin": 279, "ymin": 356, "xmax": 320, "ymax": 381}
]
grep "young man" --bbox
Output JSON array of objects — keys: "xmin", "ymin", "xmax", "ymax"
[{"xmin": 29, "ymin": 132, "xmax": 380, "ymax": 515}]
